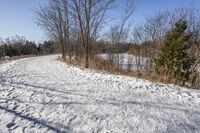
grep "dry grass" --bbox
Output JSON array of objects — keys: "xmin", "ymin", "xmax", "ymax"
[{"xmin": 61, "ymin": 55, "xmax": 199, "ymax": 89}]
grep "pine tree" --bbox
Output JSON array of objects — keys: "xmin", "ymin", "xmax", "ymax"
[{"xmin": 155, "ymin": 20, "xmax": 196, "ymax": 86}]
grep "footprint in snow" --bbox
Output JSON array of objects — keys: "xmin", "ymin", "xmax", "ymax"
[
  {"xmin": 6, "ymin": 122, "xmax": 15, "ymax": 128},
  {"xmin": 12, "ymin": 105, "xmax": 19, "ymax": 110}
]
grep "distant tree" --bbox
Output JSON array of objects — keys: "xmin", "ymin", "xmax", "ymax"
[
  {"xmin": 0, "ymin": 36, "xmax": 39, "ymax": 57},
  {"xmin": 41, "ymin": 41, "xmax": 60, "ymax": 54},
  {"xmin": 155, "ymin": 20, "xmax": 196, "ymax": 86}
]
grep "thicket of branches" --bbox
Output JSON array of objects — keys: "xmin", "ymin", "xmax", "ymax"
[
  {"xmin": 131, "ymin": 7, "xmax": 200, "ymax": 58},
  {"xmin": 35, "ymin": 1, "xmax": 200, "ymax": 88},
  {"xmin": 35, "ymin": 0, "xmax": 136, "ymax": 68},
  {"xmin": 129, "ymin": 7, "xmax": 200, "ymax": 87}
]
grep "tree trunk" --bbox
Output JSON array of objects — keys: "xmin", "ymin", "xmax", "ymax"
[
  {"xmin": 85, "ymin": 44, "xmax": 89, "ymax": 68},
  {"xmin": 62, "ymin": 41, "xmax": 66, "ymax": 61},
  {"xmin": 68, "ymin": 46, "xmax": 72, "ymax": 64},
  {"xmin": 62, "ymin": 51, "xmax": 66, "ymax": 61}
]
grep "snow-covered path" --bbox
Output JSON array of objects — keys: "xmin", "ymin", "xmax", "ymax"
[{"xmin": 0, "ymin": 55, "xmax": 200, "ymax": 133}]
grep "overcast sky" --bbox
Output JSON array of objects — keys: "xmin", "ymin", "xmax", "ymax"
[{"xmin": 0, "ymin": 0, "xmax": 199, "ymax": 42}]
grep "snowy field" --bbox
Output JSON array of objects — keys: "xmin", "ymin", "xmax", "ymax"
[
  {"xmin": 98, "ymin": 53, "xmax": 151, "ymax": 71},
  {"xmin": 0, "ymin": 55, "xmax": 200, "ymax": 133}
]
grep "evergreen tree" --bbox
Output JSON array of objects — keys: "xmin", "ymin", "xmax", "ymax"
[{"xmin": 155, "ymin": 20, "xmax": 196, "ymax": 86}]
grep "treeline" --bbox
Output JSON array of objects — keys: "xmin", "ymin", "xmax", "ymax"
[
  {"xmin": 0, "ymin": 36, "xmax": 60, "ymax": 57},
  {"xmin": 0, "ymin": 36, "xmax": 38, "ymax": 57}
]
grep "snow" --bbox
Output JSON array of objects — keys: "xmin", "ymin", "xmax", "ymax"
[
  {"xmin": 98, "ymin": 53, "xmax": 151, "ymax": 71},
  {"xmin": 0, "ymin": 55, "xmax": 200, "ymax": 133}
]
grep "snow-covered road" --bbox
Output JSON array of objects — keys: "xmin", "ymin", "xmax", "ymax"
[{"xmin": 0, "ymin": 55, "xmax": 200, "ymax": 133}]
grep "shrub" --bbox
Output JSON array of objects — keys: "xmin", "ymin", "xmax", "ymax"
[{"xmin": 155, "ymin": 20, "xmax": 196, "ymax": 86}]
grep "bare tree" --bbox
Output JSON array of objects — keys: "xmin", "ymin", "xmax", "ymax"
[
  {"xmin": 106, "ymin": 0, "xmax": 136, "ymax": 72},
  {"xmin": 144, "ymin": 11, "xmax": 170, "ymax": 48},
  {"xmin": 173, "ymin": 7, "xmax": 200, "ymax": 58},
  {"xmin": 36, "ymin": 0, "xmax": 72, "ymax": 61},
  {"xmin": 70, "ymin": 0, "xmax": 115, "ymax": 68},
  {"xmin": 132, "ymin": 25, "xmax": 144, "ymax": 71},
  {"xmin": 117, "ymin": 0, "xmax": 136, "ymax": 71}
]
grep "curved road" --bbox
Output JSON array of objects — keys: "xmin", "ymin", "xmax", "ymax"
[{"xmin": 0, "ymin": 55, "xmax": 200, "ymax": 133}]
